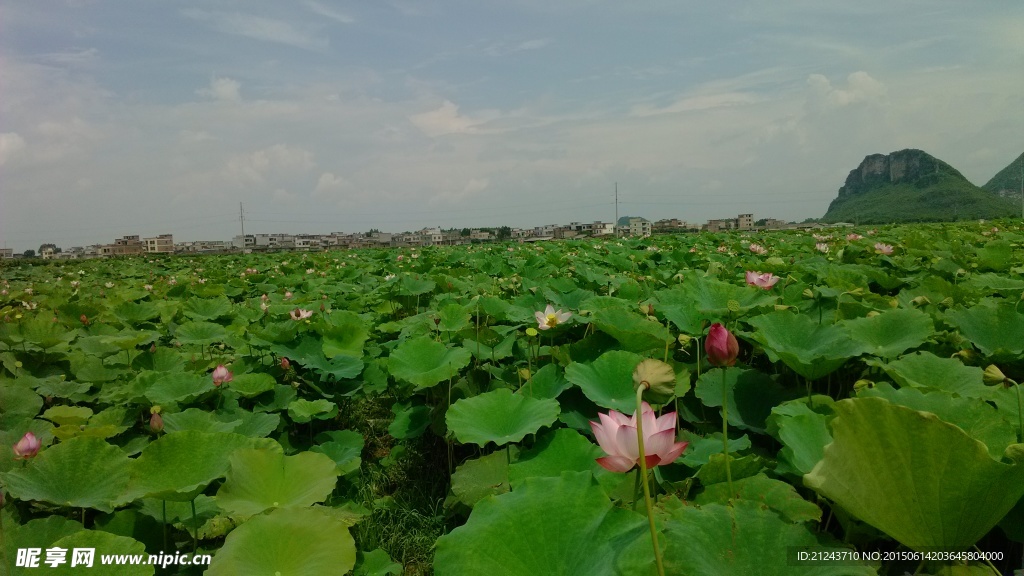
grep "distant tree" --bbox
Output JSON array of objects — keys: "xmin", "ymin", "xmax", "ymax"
[
  {"xmin": 754, "ymin": 219, "xmax": 768, "ymax": 226},
  {"xmin": 23, "ymin": 250, "xmax": 35, "ymax": 258},
  {"xmin": 497, "ymin": 226, "xmax": 512, "ymax": 240},
  {"xmin": 460, "ymin": 228, "xmax": 471, "ymax": 237},
  {"xmin": 39, "ymin": 243, "xmax": 59, "ymax": 255}
]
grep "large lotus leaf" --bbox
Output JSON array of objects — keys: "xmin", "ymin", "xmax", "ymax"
[
  {"xmin": 99, "ymin": 329, "xmax": 158, "ymax": 351},
  {"xmin": 127, "ymin": 431, "xmax": 279, "ymax": 501},
  {"xmin": 162, "ymin": 408, "xmax": 242, "ymax": 434},
  {"xmin": 524, "ymin": 363, "xmax": 571, "ymax": 399},
  {"xmin": 946, "ymin": 301, "xmax": 1024, "ymax": 361},
  {"xmin": 695, "ymin": 453, "xmax": 764, "ymax": 485},
  {"xmin": 139, "ymin": 371, "xmax": 215, "ymax": 405},
  {"xmin": 272, "ymin": 336, "xmax": 364, "ymax": 380},
  {"xmin": 69, "ymin": 354, "xmax": 124, "ymax": 384},
  {"xmin": 694, "ymin": 473, "xmax": 822, "ymax": 523},
  {"xmin": 841, "ymin": 308, "xmax": 934, "ymax": 358},
  {"xmin": 21, "ymin": 315, "xmax": 76, "ymax": 350},
  {"xmin": 113, "ymin": 301, "xmax": 161, "ymax": 326},
  {"xmin": 434, "ymin": 472, "xmax": 654, "ymax": 576},
  {"xmin": 4, "ymin": 436, "xmax": 131, "ymax": 512},
  {"xmin": 694, "ymin": 367, "xmax": 796, "ymax": 433},
  {"xmin": 591, "ymin": 307, "xmax": 673, "ymax": 352},
  {"xmin": 354, "ymin": 549, "xmax": 403, "ymax": 576},
  {"xmin": 388, "ymin": 335, "xmax": 472, "ymax": 389},
  {"xmin": 858, "ymin": 383, "xmax": 1017, "ymax": 458},
  {"xmin": 320, "ymin": 310, "xmax": 369, "ymax": 358},
  {"xmin": 745, "ymin": 312, "xmax": 868, "ymax": 380},
  {"xmin": 660, "ymin": 277, "xmax": 778, "ymax": 318},
  {"xmin": 206, "ymin": 506, "xmax": 356, "ymax": 576},
  {"xmin": 446, "ymin": 388, "xmax": 560, "ymax": 447},
  {"xmin": 805, "ymin": 397, "xmax": 1024, "ymax": 551},
  {"xmin": 436, "ymin": 302, "xmax": 471, "ymax": 332},
  {"xmin": 398, "ymin": 277, "xmax": 436, "ymax": 296},
  {"xmin": 136, "ymin": 494, "xmax": 220, "ymax": 526},
  {"xmin": 660, "ymin": 499, "xmax": 874, "ymax": 576},
  {"xmin": 0, "ymin": 382, "xmax": 44, "ymax": 422},
  {"xmin": 387, "ymin": 401, "xmax": 431, "ymax": 440},
  {"xmin": 564, "ymin": 350, "xmax": 643, "ymax": 413},
  {"xmin": 767, "ymin": 398, "xmax": 835, "ymax": 477},
  {"xmin": 449, "ymin": 451, "xmax": 510, "ymax": 508},
  {"xmin": 175, "ymin": 321, "xmax": 229, "ymax": 345},
  {"xmin": 310, "ymin": 430, "xmax": 363, "ymax": 476},
  {"xmin": 877, "ymin": 352, "xmax": 987, "ymax": 397},
  {"xmin": 42, "ymin": 405, "xmax": 93, "ymax": 426},
  {"xmin": 678, "ymin": 431, "xmax": 752, "ymax": 468},
  {"xmin": 131, "ymin": 347, "xmax": 186, "ymax": 372},
  {"xmin": 183, "ymin": 295, "xmax": 233, "ymax": 321},
  {"xmin": 78, "ymin": 335, "xmax": 123, "ymax": 357},
  {"xmin": 287, "ymin": 399, "xmax": 337, "ymax": 423},
  {"xmin": 509, "ymin": 428, "xmax": 616, "ymax": 490},
  {"xmin": 222, "ymin": 410, "xmax": 280, "ymax": 438},
  {"xmin": 216, "ymin": 448, "xmax": 339, "ymax": 517},
  {"xmin": 45, "ymin": 530, "xmax": 154, "ymax": 576},
  {"xmin": 227, "ymin": 372, "xmax": 277, "ymax": 397},
  {"xmin": 3, "ymin": 516, "xmax": 84, "ymax": 563}
]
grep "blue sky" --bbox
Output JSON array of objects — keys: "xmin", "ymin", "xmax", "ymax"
[{"xmin": 2, "ymin": 1, "xmax": 1022, "ymax": 251}]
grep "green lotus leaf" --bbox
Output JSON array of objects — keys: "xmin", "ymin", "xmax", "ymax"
[
  {"xmin": 841, "ymin": 308, "xmax": 934, "ymax": 358},
  {"xmin": 695, "ymin": 453, "xmax": 764, "ymax": 485},
  {"xmin": 745, "ymin": 312, "xmax": 869, "ymax": 380},
  {"xmin": 287, "ymin": 399, "xmax": 337, "ymax": 423},
  {"xmin": 30, "ymin": 376, "xmax": 92, "ymax": 400},
  {"xmin": 216, "ymin": 448, "xmax": 339, "ymax": 517},
  {"xmin": 206, "ymin": 506, "xmax": 356, "ymax": 576},
  {"xmin": 434, "ymin": 472, "xmax": 653, "ymax": 576},
  {"xmin": 139, "ymin": 371, "xmax": 215, "ymax": 405},
  {"xmin": 3, "ymin": 516, "xmax": 84, "ymax": 561},
  {"xmin": 437, "ymin": 302, "xmax": 471, "ymax": 332},
  {"xmin": 113, "ymin": 301, "xmax": 161, "ymax": 326},
  {"xmin": 183, "ymin": 295, "xmax": 233, "ymax": 321},
  {"xmin": 42, "ymin": 405, "xmax": 93, "ymax": 426},
  {"xmin": 4, "ymin": 436, "xmax": 131, "ymax": 512},
  {"xmin": 272, "ymin": 336, "xmax": 364, "ymax": 380},
  {"xmin": 162, "ymin": 408, "xmax": 242, "ymax": 434},
  {"xmin": 524, "ymin": 363, "xmax": 571, "ymax": 399},
  {"xmin": 131, "ymin": 347, "xmax": 186, "ymax": 372},
  {"xmin": 225, "ymin": 410, "xmax": 281, "ymax": 438},
  {"xmin": 46, "ymin": 530, "xmax": 154, "ymax": 576},
  {"xmin": 449, "ymin": 451, "xmax": 510, "ymax": 509},
  {"xmin": 398, "ymin": 277, "xmax": 436, "ymax": 296},
  {"xmin": 695, "ymin": 367, "xmax": 796, "ymax": 433},
  {"xmin": 509, "ymin": 428, "xmax": 615, "ymax": 490},
  {"xmin": 78, "ymin": 335, "xmax": 123, "ymax": 357},
  {"xmin": 665, "ymin": 276, "xmax": 778, "ymax": 318},
  {"xmin": 877, "ymin": 351, "xmax": 987, "ymax": 397},
  {"xmin": 767, "ymin": 398, "xmax": 835, "ymax": 476},
  {"xmin": 127, "ymin": 431, "xmax": 279, "ymax": 501},
  {"xmin": 21, "ymin": 315, "xmax": 76, "ymax": 350},
  {"xmin": 175, "ymin": 321, "xmax": 229, "ymax": 345},
  {"xmin": 388, "ymin": 335, "xmax": 472, "ymax": 389},
  {"xmin": 564, "ymin": 349, "xmax": 643, "ymax": 413},
  {"xmin": 805, "ymin": 397, "xmax": 1024, "ymax": 551},
  {"xmin": 0, "ymin": 382, "xmax": 44, "ymax": 422},
  {"xmin": 99, "ymin": 329, "xmax": 158, "ymax": 351},
  {"xmin": 387, "ymin": 401, "xmax": 431, "ymax": 440},
  {"xmin": 69, "ymin": 354, "xmax": 125, "ymax": 383},
  {"xmin": 320, "ymin": 310, "xmax": 369, "ymax": 358},
  {"xmin": 310, "ymin": 430, "xmax": 363, "ymax": 476},
  {"xmin": 227, "ymin": 372, "xmax": 277, "ymax": 398},
  {"xmin": 660, "ymin": 499, "xmax": 874, "ymax": 575},
  {"xmin": 136, "ymin": 494, "xmax": 220, "ymax": 526},
  {"xmin": 591, "ymin": 307, "xmax": 672, "ymax": 353},
  {"xmin": 946, "ymin": 300, "xmax": 1024, "ymax": 361},
  {"xmin": 677, "ymin": 431, "xmax": 752, "ymax": 468},
  {"xmin": 858, "ymin": 383, "xmax": 1017, "ymax": 458},
  {"xmin": 463, "ymin": 334, "xmax": 516, "ymax": 362},
  {"xmin": 694, "ymin": 473, "xmax": 822, "ymax": 523},
  {"xmin": 354, "ymin": 549, "xmax": 403, "ymax": 576},
  {"xmin": 446, "ymin": 388, "xmax": 560, "ymax": 447}
]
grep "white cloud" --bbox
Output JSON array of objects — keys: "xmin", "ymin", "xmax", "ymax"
[
  {"xmin": 807, "ymin": 71, "xmax": 887, "ymax": 108},
  {"xmin": 408, "ymin": 100, "xmax": 499, "ymax": 137},
  {"xmin": 313, "ymin": 172, "xmax": 351, "ymax": 197},
  {"xmin": 0, "ymin": 133, "xmax": 27, "ymax": 166},
  {"xmin": 631, "ymin": 92, "xmax": 762, "ymax": 117},
  {"xmin": 197, "ymin": 77, "xmax": 242, "ymax": 102},
  {"xmin": 304, "ymin": 1, "xmax": 354, "ymax": 24},
  {"xmin": 181, "ymin": 9, "xmax": 329, "ymax": 51},
  {"xmin": 223, "ymin": 144, "xmax": 315, "ymax": 186}
]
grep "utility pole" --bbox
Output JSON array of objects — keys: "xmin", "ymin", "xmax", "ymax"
[
  {"xmin": 614, "ymin": 182, "xmax": 619, "ymax": 237},
  {"xmin": 1019, "ymin": 154, "xmax": 1023, "ymax": 220},
  {"xmin": 239, "ymin": 202, "xmax": 245, "ymax": 251}
]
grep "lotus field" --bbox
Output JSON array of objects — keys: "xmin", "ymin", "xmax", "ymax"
[{"xmin": 2, "ymin": 221, "xmax": 1024, "ymax": 575}]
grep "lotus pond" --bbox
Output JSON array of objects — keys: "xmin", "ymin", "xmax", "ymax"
[{"xmin": 2, "ymin": 221, "xmax": 1024, "ymax": 575}]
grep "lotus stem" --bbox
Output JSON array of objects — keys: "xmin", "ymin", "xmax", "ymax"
[
  {"xmin": 1015, "ymin": 381, "xmax": 1023, "ymax": 442},
  {"xmin": 162, "ymin": 500, "xmax": 168, "ymax": 552},
  {"xmin": 721, "ymin": 368, "xmax": 734, "ymax": 499},
  {"xmin": 190, "ymin": 499, "xmax": 198, "ymax": 553},
  {"xmin": 635, "ymin": 385, "xmax": 665, "ymax": 576}
]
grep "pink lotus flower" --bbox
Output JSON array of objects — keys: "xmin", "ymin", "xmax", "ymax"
[
  {"xmin": 847, "ymin": 233, "xmax": 863, "ymax": 241},
  {"xmin": 748, "ymin": 243, "xmax": 767, "ymax": 255},
  {"xmin": 12, "ymin": 432, "xmax": 41, "ymax": 459},
  {"xmin": 745, "ymin": 271, "xmax": 779, "ymax": 290},
  {"xmin": 706, "ymin": 323, "xmax": 739, "ymax": 367},
  {"xmin": 284, "ymin": 291, "xmax": 293, "ymax": 300},
  {"xmin": 281, "ymin": 357, "xmax": 291, "ymax": 370},
  {"xmin": 874, "ymin": 243, "xmax": 894, "ymax": 255},
  {"xmin": 289, "ymin": 308, "xmax": 313, "ymax": 320},
  {"xmin": 535, "ymin": 304, "xmax": 571, "ymax": 330},
  {"xmin": 590, "ymin": 402, "xmax": 688, "ymax": 473},
  {"xmin": 149, "ymin": 412, "xmax": 164, "ymax": 434},
  {"xmin": 397, "ymin": 255, "xmax": 404, "ymax": 262},
  {"xmin": 717, "ymin": 245, "xmax": 728, "ymax": 253},
  {"xmin": 212, "ymin": 365, "xmax": 233, "ymax": 386},
  {"xmin": 815, "ymin": 243, "xmax": 829, "ymax": 253}
]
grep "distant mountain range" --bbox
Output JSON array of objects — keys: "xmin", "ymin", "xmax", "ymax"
[{"xmin": 821, "ymin": 149, "xmax": 1022, "ymax": 224}]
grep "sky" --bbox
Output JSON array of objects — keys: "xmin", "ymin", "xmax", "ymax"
[{"xmin": 1, "ymin": 1, "xmax": 1023, "ymax": 252}]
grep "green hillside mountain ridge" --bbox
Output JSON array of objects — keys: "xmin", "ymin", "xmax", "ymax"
[
  {"xmin": 821, "ymin": 148, "xmax": 1018, "ymax": 224},
  {"xmin": 982, "ymin": 151, "xmax": 1024, "ymax": 200}
]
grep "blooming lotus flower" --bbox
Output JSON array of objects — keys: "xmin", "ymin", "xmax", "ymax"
[
  {"xmin": 397, "ymin": 255, "xmax": 404, "ymax": 262},
  {"xmin": 748, "ymin": 243, "xmax": 767, "ymax": 255},
  {"xmin": 284, "ymin": 291, "xmax": 293, "ymax": 300},
  {"xmin": 717, "ymin": 245, "xmax": 728, "ymax": 253},
  {"xmin": 874, "ymin": 243, "xmax": 894, "ymax": 255},
  {"xmin": 535, "ymin": 304, "xmax": 571, "ymax": 330},
  {"xmin": 847, "ymin": 233, "xmax": 863, "ymax": 241},
  {"xmin": 815, "ymin": 243, "xmax": 829, "ymax": 253},
  {"xmin": 289, "ymin": 308, "xmax": 313, "ymax": 320},
  {"xmin": 590, "ymin": 403, "xmax": 688, "ymax": 473},
  {"xmin": 12, "ymin": 432, "xmax": 41, "ymax": 459},
  {"xmin": 212, "ymin": 365, "xmax": 233, "ymax": 386},
  {"xmin": 24, "ymin": 288, "xmax": 33, "ymax": 295},
  {"xmin": 70, "ymin": 281, "xmax": 80, "ymax": 289},
  {"xmin": 745, "ymin": 271, "xmax": 779, "ymax": 290},
  {"xmin": 706, "ymin": 323, "xmax": 739, "ymax": 367},
  {"xmin": 104, "ymin": 282, "xmax": 114, "ymax": 288},
  {"xmin": 143, "ymin": 284, "xmax": 153, "ymax": 291}
]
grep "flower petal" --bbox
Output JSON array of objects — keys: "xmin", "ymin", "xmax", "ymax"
[
  {"xmin": 596, "ymin": 456, "xmax": 636, "ymax": 473},
  {"xmin": 655, "ymin": 441, "xmax": 690, "ymax": 466},
  {"xmin": 614, "ymin": 423, "xmax": 641, "ymax": 462},
  {"xmin": 654, "ymin": 412, "xmax": 677, "ymax": 433},
  {"xmin": 644, "ymin": 427, "xmax": 678, "ymax": 459}
]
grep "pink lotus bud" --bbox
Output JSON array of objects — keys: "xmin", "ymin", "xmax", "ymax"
[
  {"xmin": 12, "ymin": 432, "xmax": 41, "ymax": 459},
  {"xmin": 149, "ymin": 412, "xmax": 164, "ymax": 433},
  {"xmin": 80, "ymin": 314, "xmax": 89, "ymax": 325},
  {"xmin": 281, "ymin": 357, "xmax": 291, "ymax": 370},
  {"xmin": 705, "ymin": 323, "xmax": 739, "ymax": 367},
  {"xmin": 397, "ymin": 255, "xmax": 404, "ymax": 262},
  {"xmin": 212, "ymin": 364, "xmax": 233, "ymax": 386}
]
